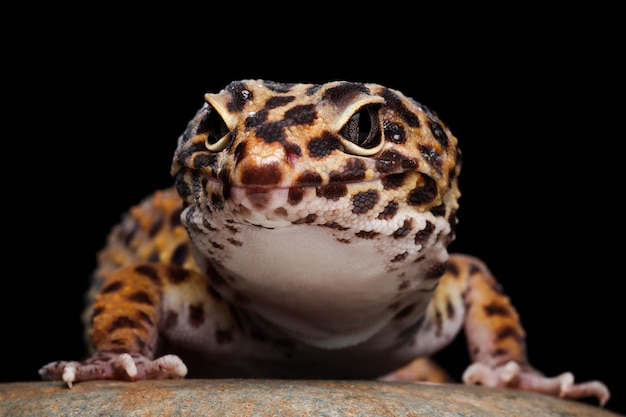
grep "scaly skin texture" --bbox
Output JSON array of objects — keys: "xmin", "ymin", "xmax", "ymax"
[{"xmin": 40, "ymin": 80, "xmax": 610, "ymax": 406}]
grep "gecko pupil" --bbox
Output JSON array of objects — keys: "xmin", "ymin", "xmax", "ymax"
[
  {"xmin": 339, "ymin": 105, "xmax": 381, "ymax": 149},
  {"xmin": 207, "ymin": 109, "xmax": 229, "ymax": 145}
]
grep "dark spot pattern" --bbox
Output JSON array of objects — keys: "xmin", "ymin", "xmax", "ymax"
[
  {"xmin": 496, "ymin": 325, "xmax": 524, "ymax": 342},
  {"xmin": 292, "ymin": 213, "xmax": 317, "ymax": 224},
  {"xmin": 108, "ymin": 316, "xmax": 139, "ymax": 332},
  {"xmin": 382, "ymin": 173, "xmax": 406, "ymax": 189},
  {"xmin": 419, "ymin": 144, "xmax": 443, "ymax": 173},
  {"xmin": 435, "ymin": 310, "xmax": 443, "ymax": 337},
  {"xmin": 174, "ymin": 141, "xmax": 207, "ymax": 172},
  {"xmin": 428, "ymin": 118, "xmax": 449, "ymax": 148},
  {"xmin": 255, "ymin": 121, "xmax": 285, "ymax": 143},
  {"xmin": 407, "ymin": 175, "xmax": 438, "ymax": 206},
  {"xmin": 241, "ymin": 163, "xmax": 282, "ymax": 186},
  {"xmin": 305, "ymin": 84, "xmax": 322, "ymax": 96},
  {"xmin": 321, "ymin": 222, "xmax": 349, "ymax": 231},
  {"xmin": 170, "ymin": 243, "xmax": 189, "ymax": 266},
  {"xmin": 355, "ymin": 230, "xmax": 380, "ymax": 239},
  {"xmin": 493, "ymin": 348, "xmax": 509, "ymax": 357},
  {"xmin": 288, "ymin": 187, "xmax": 304, "ymax": 204},
  {"xmin": 167, "ymin": 265, "xmax": 190, "ymax": 284},
  {"xmin": 375, "ymin": 150, "xmax": 418, "ymax": 173},
  {"xmin": 170, "ymin": 206, "xmax": 183, "ymax": 227},
  {"xmin": 381, "ymin": 89, "xmax": 420, "ymax": 127},
  {"xmin": 211, "ymin": 240, "xmax": 224, "ymax": 250},
  {"xmin": 147, "ymin": 215, "xmax": 163, "ymax": 238},
  {"xmin": 393, "ymin": 219, "xmax": 415, "ymax": 238},
  {"xmin": 329, "ymin": 159, "xmax": 367, "ymax": 183},
  {"xmin": 484, "ymin": 303, "xmax": 511, "ymax": 317},
  {"xmin": 446, "ymin": 260, "xmax": 460, "ymax": 277},
  {"xmin": 316, "ymin": 184, "xmax": 348, "ymax": 201},
  {"xmin": 135, "ymin": 265, "xmax": 160, "ymax": 284},
  {"xmin": 352, "ymin": 190, "xmax": 379, "ymax": 214},
  {"xmin": 430, "ymin": 204, "xmax": 446, "ymax": 217},
  {"xmin": 202, "ymin": 217, "xmax": 218, "ymax": 232},
  {"xmin": 90, "ymin": 307, "xmax": 104, "ymax": 323},
  {"xmin": 226, "ymin": 81, "xmax": 252, "ymax": 112},
  {"xmin": 446, "ymin": 299, "xmax": 455, "ymax": 319},
  {"xmin": 265, "ymin": 95, "xmax": 295, "ymax": 109},
  {"xmin": 296, "ymin": 171, "xmax": 323, "ymax": 186},
  {"xmin": 468, "ymin": 263, "xmax": 482, "ymax": 275},
  {"xmin": 245, "ymin": 109, "xmax": 268, "ymax": 128},
  {"xmin": 195, "ymin": 109, "xmax": 212, "ymax": 135},
  {"xmin": 415, "ymin": 221, "xmax": 435, "ymax": 245},
  {"xmin": 263, "ymin": 81, "xmax": 295, "ymax": 93},
  {"xmin": 189, "ymin": 304, "xmax": 205, "ymax": 327},
  {"xmin": 137, "ymin": 310, "xmax": 154, "ymax": 326},
  {"xmin": 193, "ymin": 153, "xmax": 219, "ymax": 170},
  {"xmin": 383, "ymin": 121, "xmax": 406, "ymax": 144},
  {"xmin": 391, "ymin": 252, "xmax": 408, "ymax": 263},
  {"xmin": 425, "ymin": 263, "xmax": 447, "ymax": 279},
  {"xmin": 211, "ymin": 193, "xmax": 224, "ymax": 211},
  {"xmin": 225, "ymin": 225, "xmax": 239, "ymax": 234},
  {"xmin": 175, "ymin": 174, "xmax": 191, "ymax": 201},
  {"xmin": 101, "ymin": 281, "xmax": 122, "ymax": 294},
  {"xmin": 308, "ymin": 133, "xmax": 342, "ymax": 158},
  {"xmin": 164, "ymin": 310, "xmax": 178, "ymax": 329},
  {"xmin": 284, "ymin": 104, "xmax": 317, "ymax": 124},
  {"xmin": 127, "ymin": 291, "xmax": 153, "ymax": 305},
  {"xmin": 378, "ymin": 201, "xmax": 399, "ymax": 220},
  {"xmin": 120, "ymin": 221, "xmax": 138, "ymax": 247},
  {"xmin": 322, "ymin": 83, "xmax": 369, "ymax": 107},
  {"xmin": 286, "ymin": 143, "xmax": 302, "ymax": 157}
]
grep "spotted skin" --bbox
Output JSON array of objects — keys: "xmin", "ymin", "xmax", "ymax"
[{"xmin": 41, "ymin": 80, "xmax": 609, "ymax": 405}]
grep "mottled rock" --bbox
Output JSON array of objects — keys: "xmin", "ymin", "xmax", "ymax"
[{"xmin": 0, "ymin": 380, "xmax": 621, "ymax": 417}]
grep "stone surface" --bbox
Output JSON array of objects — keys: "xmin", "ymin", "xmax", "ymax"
[{"xmin": 0, "ymin": 380, "xmax": 621, "ymax": 417}]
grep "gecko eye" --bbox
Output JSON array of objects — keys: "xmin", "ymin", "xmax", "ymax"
[
  {"xmin": 338, "ymin": 104, "xmax": 384, "ymax": 156},
  {"xmin": 200, "ymin": 106, "xmax": 232, "ymax": 152}
]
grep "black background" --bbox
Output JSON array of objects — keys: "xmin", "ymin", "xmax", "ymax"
[{"xmin": 5, "ymin": 8, "xmax": 623, "ymax": 415}]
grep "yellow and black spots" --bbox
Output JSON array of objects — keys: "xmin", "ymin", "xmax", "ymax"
[
  {"xmin": 90, "ymin": 262, "xmax": 240, "ymax": 358},
  {"xmin": 399, "ymin": 254, "xmax": 528, "ymax": 367},
  {"xmin": 459, "ymin": 257, "xmax": 527, "ymax": 368},
  {"xmin": 171, "ymin": 80, "xmax": 459, "ymax": 213},
  {"xmin": 89, "ymin": 264, "xmax": 165, "ymax": 357},
  {"xmin": 39, "ymin": 80, "xmax": 610, "ymax": 405}
]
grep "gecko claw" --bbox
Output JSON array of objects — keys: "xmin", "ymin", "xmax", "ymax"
[
  {"xmin": 61, "ymin": 363, "xmax": 77, "ymax": 388},
  {"xmin": 39, "ymin": 352, "xmax": 188, "ymax": 386},
  {"xmin": 462, "ymin": 361, "xmax": 610, "ymax": 406},
  {"xmin": 114, "ymin": 353, "xmax": 138, "ymax": 379}
]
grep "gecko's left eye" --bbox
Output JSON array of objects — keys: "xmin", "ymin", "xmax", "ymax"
[
  {"xmin": 199, "ymin": 106, "xmax": 232, "ymax": 152},
  {"xmin": 339, "ymin": 104, "xmax": 384, "ymax": 156}
]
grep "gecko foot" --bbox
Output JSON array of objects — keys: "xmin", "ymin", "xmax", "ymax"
[
  {"xmin": 462, "ymin": 361, "xmax": 610, "ymax": 406},
  {"xmin": 39, "ymin": 352, "xmax": 188, "ymax": 388}
]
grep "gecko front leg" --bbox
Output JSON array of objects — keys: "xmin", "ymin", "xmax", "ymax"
[
  {"xmin": 39, "ymin": 263, "xmax": 237, "ymax": 387},
  {"xmin": 386, "ymin": 254, "xmax": 610, "ymax": 406}
]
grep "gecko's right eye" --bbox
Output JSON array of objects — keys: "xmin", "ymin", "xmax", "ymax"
[{"xmin": 199, "ymin": 106, "xmax": 231, "ymax": 152}]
